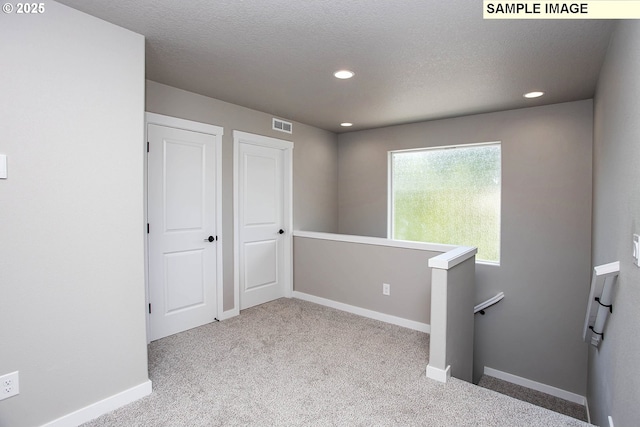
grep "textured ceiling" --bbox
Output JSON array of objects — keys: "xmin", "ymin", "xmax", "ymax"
[{"xmin": 57, "ymin": 0, "xmax": 614, "ymax": 133}]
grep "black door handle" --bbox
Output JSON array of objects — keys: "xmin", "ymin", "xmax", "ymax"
[
  {"xmin": 205, "ymin": 236, "xmax": 215, "ymax": 242},
  {"xmin": 278, "ymin": 229, "xmax": 285, "ymax": 235}
]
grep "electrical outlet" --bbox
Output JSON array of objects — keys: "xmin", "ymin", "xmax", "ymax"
[
  {"xmin": 0, "ymin": 371, "xmax": 19, "ymax": 401},
  {"xmin": 383, "ymin": 283, "xmax": 391, "ymax": 296}
]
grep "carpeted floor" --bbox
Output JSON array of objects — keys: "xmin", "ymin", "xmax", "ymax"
[
  {"xmin": 478, "ymin": 375, "xmax": 588, "ymax": 421},
  {"xmin": 82, "ymin": 298, "xmax": 592, "ymax": 426}
]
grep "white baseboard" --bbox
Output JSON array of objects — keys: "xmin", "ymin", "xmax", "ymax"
[
  {"xmin": 426, "ymin": 364, "xmax": 451, "ymax": 383},
  {"xmin": 41, "ymin": 380, "xmax": 152, "ymax": 427},
  {"xmin": 483, "ymin": 367, "xmax": 585, "ymax": 405},
  {"xmin": 292, "ymin": 291, "xmax": 430, "ymax": 333}
]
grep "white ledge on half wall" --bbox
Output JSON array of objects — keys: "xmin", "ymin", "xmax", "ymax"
[
  {"xmin": 428, "ymin": 246, "xmax": 477, "ymax": 270},
  {"xmin": 293, "ymin": 230, "xmax": 457, "ymax": 253}
]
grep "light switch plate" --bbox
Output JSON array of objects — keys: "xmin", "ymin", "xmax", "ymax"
[
  {"xmin": 633, "ymin": 234, "xmax": 640, "ymax": 267},
  {"xmin": 0, "ymin": 154, "xmax": 6, "ymax": 179}
]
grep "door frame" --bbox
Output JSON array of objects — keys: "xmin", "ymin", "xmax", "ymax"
[
  {"xmin": 144, "ymin": 112, "xmax": 224, "ymax": 343},
  {"xmin": 233, "ymin": 130, "xmax": 293, "ymax": 313}
]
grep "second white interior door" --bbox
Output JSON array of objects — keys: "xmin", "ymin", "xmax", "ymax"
[{"xmin": 236, "ymin": 132, "xmax": 292, "ymax": 310}]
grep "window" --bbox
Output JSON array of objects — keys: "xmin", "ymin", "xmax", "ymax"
[{"xmin": 389, "ymin": 142, "xmax": 501, "ymax": 263}]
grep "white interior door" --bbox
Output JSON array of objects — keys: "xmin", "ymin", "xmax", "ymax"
[
  {"xmin": 147, "ymin": 121, "xmax": 221, "ymax": 341},
  {"xmin": 234, "ymin": 131, "xmax": 293, "ymax": 310}
]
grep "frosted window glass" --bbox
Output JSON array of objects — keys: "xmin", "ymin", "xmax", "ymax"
[{"xmin": 391, "ymin": 144, "xmax": 501, "ymax": 263}]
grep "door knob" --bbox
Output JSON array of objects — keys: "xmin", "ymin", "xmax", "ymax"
[
  {"xmin": 204, "ymin": 236, "xmax": 215, "ymax": 242},
  {"xmin": 278, "ymin": 229, "xmax": 285, "ymax": 235}
]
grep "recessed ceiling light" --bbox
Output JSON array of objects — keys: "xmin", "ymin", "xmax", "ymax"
[
  {"xmin": 334, "ymin": 70, "xmax": 355, "ymax": 79},
  {"xmin": 524, "ymin": 91, "xmax": 544, "ymax": 99},
  {"xmin": 340, "ymin": 122, "xmax": 353, "ymax": 127}
]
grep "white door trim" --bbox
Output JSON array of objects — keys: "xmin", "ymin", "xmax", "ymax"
[
  {"xmin": 233, "ymin": 130, "xmax": 293, "ymax": 314},
  {"xmin": 144, "ymin": 112, "xmax": 224, "ymax": 342}
]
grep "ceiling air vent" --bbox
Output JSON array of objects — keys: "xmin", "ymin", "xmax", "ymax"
[{"xmin": 272, "ymin": 118, "xmax": 293, "ymax": 134}]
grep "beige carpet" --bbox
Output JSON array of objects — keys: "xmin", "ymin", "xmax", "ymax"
[{"xmin": 82, "ymin": 298, "xmax": 592, "ymax": 426}]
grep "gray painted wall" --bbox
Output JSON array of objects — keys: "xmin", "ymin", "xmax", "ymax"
[
  {"xmin": 443, "ymin": 258, "xmax": 475, "ymax": 382},
  {"xmin": 429, "ymin": 257, "xmax": 476, "ymax": 382},
  {"xmin": 0, "ymin": 3, "xmax": 148, "ymax": 426},
  {"xmin": 294, "ymin": 237, "xmax": 439, "ymax": 324},
  {"xmin": 337, "ymin": 101, "xmax": 593, "ymax": 395},
  {"xmin": 146, "ymin": 81, "xmax": 339, "ymax": 311},
  {"xmin": 590, "ymin": 21, "xmax": 640, "ymax": 427}
]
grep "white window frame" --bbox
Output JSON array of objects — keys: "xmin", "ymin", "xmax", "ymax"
[{"xmin": 388, "ymin": 141, "xmax": 501, "ymax": 265}]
